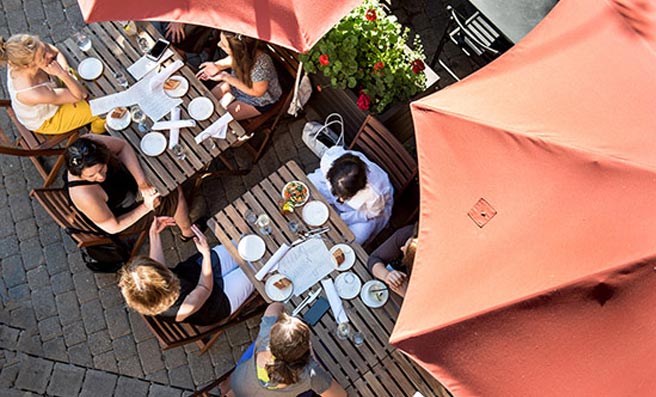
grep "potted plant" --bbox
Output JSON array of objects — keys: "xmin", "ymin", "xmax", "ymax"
[{"xmin": 300, "ymin": 0, "xmax": 427, "ymax": 113}]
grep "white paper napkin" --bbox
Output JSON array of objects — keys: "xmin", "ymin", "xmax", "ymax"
[
  {"xmin": 321, "ymin": 278, "xmax": 349, "ymax": 323},
  {"xmin": 151, "ymin": 119, "xmax": 196, "ymax": 130},
  {"xmin": 168, "ymin": 107, "xmax": 180, "ymax": 149},
  {"xmin": 149, "ymin": 60, "xmax": 184, "ymax": 91},
  {"xmin": 194, "ymin": 112, "xmax": 233, "ymax": 144},
  {"xmin": 255, "ymin": 244, "xmax": 290, "ymax": 281},
  {"xmin": 127, "ymin": 49, "xmax": 174, "ymax": 80}
]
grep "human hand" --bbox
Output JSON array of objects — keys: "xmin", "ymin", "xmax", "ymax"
[
  {"xmin": 384, "ymin": 270, "xmax": 406, "ymax": 289},
  {"xmin": 196, "ymin": 62, "xmax": 220, "ymax": 80},
  {"xmin": 142, "ymin": 190, "xmax": 161, "ymax": 211},
  {"xmin": 42, "ymin": 59, "xmax": 66, "ymax": 77},
  {"xmin": 149, "ymin": 216, "xmax": 176, "ymax": 235},
  {"xmin": 209, "ymin": 71, "xmax": 231, "ymax": 82},
  {"xmin": 165, "ymin": 22, "xmax": 186, "ymax": 43},
  {"xmin": 190, "ymin": 224, "xmax": 211, "ymax": 255}
]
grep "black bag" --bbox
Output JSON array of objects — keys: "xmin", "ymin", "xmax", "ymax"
[{"xmin": 81, "ymin": 241, "xmax": 130, "ymax": 273}]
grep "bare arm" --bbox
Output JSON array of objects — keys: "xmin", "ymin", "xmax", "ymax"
[
  {"xmin": 175, "ymin": 226, "xmax": 214, "ymax": 322},
  {"xmin": 148, "ymin": 217, "xmax": 176, "ymax": 264},
  {"xmin": 214, "ymin": 71, "xmax": 269, "ymax": 97},
  {"xmin": 196, "ymin": 56, "xmax": 232, "ymax": 80},
  {"xmin": 87, "ymin": 135, "xmax": 151, "ymax": 191},
  {"xmin": 320, "ymin": 379, "xmax": 347, "ymax": 397},
  {"xmin": 70, "ymin": 186, "xmax": 151, "ymax": 234}
]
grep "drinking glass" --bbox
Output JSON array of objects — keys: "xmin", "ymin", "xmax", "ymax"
[
  {"xmin": 287, "ymin": 220, "xmax": 299, "ymax": 233},
  {"xmin": 138, "ymin": 37, "xmax": 150, "ymax": 53},
  {"xmin": 335, "ymin": 322, "xmax": 351, "ymax": 341},
  {"xmin": 245, "ymin": 210, "xmax": 258, "ymax": 225},
  {"xmin": 352, "ymin": 331, "xmax": 365, "ymax": 347},
  {"xmin": 130, "ymin": 106, "xmax": 148, "ymax": 132},
  {"xmin": 171, "ymin": 144, "xmax": 187, "ymax": 160},
  {"xmin": 256, "ymin": 214, "xmax": 272, "ymax": 235},
  {"xmin": 201, "ymin": 131, "xmax": 217, "ymax": 150},
  {"xmin": 74, "ymin": 32, "xmax": 92, "ymax": 52},
  {"xmin": 114, "ymin": 71, "xmax": 129, "ymax": 89}
]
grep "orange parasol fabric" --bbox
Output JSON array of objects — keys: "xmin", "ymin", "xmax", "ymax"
[
  {"xmin": 75, "ymin": 0, "xmax": 363, "ymax": 53},
  {"xmin": 392, "ymin": 0, "xmax": 656, "ymax": 395}
]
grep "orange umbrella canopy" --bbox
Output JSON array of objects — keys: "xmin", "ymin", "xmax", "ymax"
[
  {"xmin": 76, "ymin": 0, "xmax": 363, "ymax": 52},
  {"xmin": 393, "ymin": 0, "xmax": 656, "ymax": 396}
]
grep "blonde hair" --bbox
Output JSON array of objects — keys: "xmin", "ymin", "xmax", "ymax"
[
  {"xmin": 402, "ymin": 238, "xmax": 418, "ymax": 276},
  {"xmin": 266, "ymin": 313, "xmax": 311, "ymax": 385},
  {"xmin": 0, "ymin": 34, "xmax": 42, "ymax": 68},
  {"xmin": 118, "ymin": 256, "xmax": 181, "ymax": 316}
]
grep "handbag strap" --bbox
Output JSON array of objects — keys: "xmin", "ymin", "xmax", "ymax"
[{"xmin": 324, "ymin": 113, "xmax": 345, "ymax": 146}]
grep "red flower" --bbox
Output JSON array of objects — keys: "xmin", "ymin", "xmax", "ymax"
[
  {"xmin": 373, "ymin": 61, "xmax": 384, "ymax": 72},
  {"xmin": 357, "ymin": 91, "xmax": 371, "ymax": 111},
  {"xmin": 411, "ymin": 59, "xmax": 425, "ymax": 74},
  {"xmin": 366, "ymin": 9, "xmax": 377, "ymax": 21},
  {"xmin": 319, "ymin": 54, "xmax": 330, "ymax": 66}
]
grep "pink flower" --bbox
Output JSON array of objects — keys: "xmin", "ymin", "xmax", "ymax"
[
  {"xmin": 357, "ymin": 91, "xmax": 371, "ymax": 111},
  {"xmin": 319, "ymin": 54, "xmax": 330, "ymax": 66},
  {"xmin": 411, "ymin": 59, "xmax": 425, "ymax": 74},
  {"xmin": 366, "ymin": 9, "xmax": 377, "ymax": 21},
  {"xmin": 373, "ymin": 61, "xmax": 384, "ymax": 72}
]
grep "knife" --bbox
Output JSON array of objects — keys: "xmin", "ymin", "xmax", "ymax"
[{"xmin": 292, "ymin": 287, "xmax": 323, "ymax": 317}]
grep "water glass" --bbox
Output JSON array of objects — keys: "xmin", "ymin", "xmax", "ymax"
[
  {"xmin": 138, "ymin": 37, "xmax": 150, "ymax": 53},
  {"xmin": 171, "ymin": 144, "xmax": 187, "ymax": 161},
  {"xmin": 114, "ymin": 71, "xmax": 129, "ymax": 89},
  {"xmin": 245, "ymin": 210, "xmax": 258, "ymax": 225},
  {"xmin": 130, "ymin": 106, "xmax": 149, "ymax": 132},
  {"xmin": 256, "ymin": 214, "xmax": 272, "ymax": 235},
  {"xmin": 352, "ymin": 331, "xmax": 365, "ymax": 347},
  {"xmin": 335, "ymin": 322, "xmax": 352, "ymax": 341},
  {"xmin": 287, "ymin": 220, "xmax": 299, "ymax": 233},
  {"xmin": 201, "ymin": 132, "xmax": 217, "ymax": 150},
  {"xmin": 74, "ymin": 32, "xmax": 92, "ymax": 52}
]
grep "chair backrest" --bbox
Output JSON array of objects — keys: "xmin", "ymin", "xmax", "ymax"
[
  {"xmin": 141, "ymin": 292, "xmax": 266, "ymax": 355},
  {"xmin": 348, "ymin": 115, "xmax": 418, "ymax": 198},
  {"xmin": 30, "ymin": 188, "xmax": 110, "ymax": 247}
]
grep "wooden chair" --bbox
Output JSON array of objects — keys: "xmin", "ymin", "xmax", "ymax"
[
  {"xmin": 1, "ymin": 99, "xmax": 81, "ymax": 187},
  {"xmin": 236, "ymin": 44, "xmax": 299, "ymax": 163},
  {"xmin": 29, "ymin": 188, "xmax": 147, "ymax": 256},
  {"xmin": 141, "ymin": 291, "xmax": 267, "ymax": 355}
]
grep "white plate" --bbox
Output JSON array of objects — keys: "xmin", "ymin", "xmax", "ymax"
[
  {"xmin": 140, "ymin": 132, "xmax": 167, "ymax": 156},
  {"xmin": 265, "ymin": 273, "xmax": 294, "ymax": 302},
  {"xmin": 106, "ymin": 108, "xmax": 131, "ymax": 131},
  {"xmin": 330, "ymin": 244, "xmax": 356, "ymax": 271},
  {"xmin": 281, "ymin": 181, "xmax": 310, "ymax": 206},
  {"xmin": 77, "ymin": 57, "xmax": 103, "ymax": 80},
  {"xmin": 188, "ymin": 97, "xmax": 214, "ymax": 121},
  {"xmin": 302, "ymin": 201, "xmax": 329, "ymax": 227},
  {"xmin": 237, "ymin": 234, "xmax": 266, "ymax": 262},
  {"xmin": 360, "ymin": 280, "xmax": 389, "ymax": 308},
  {"xmin": 334, "ymin": 272, "xmax": 362, "ymax": 300},
  {"xmin": 163, "ymin": 75, "xmax": 189, "ymax": 98}
]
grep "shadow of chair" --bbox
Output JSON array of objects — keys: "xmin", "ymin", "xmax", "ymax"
[
  {"xmin": 1, "ymin": 99, "xmax": 81, "ymax": 187},
  {"xmin": 141, "ymin": 291, "xmax": 267, "ymax": 356},
  {"xmin": 29, "ymin": 188, "xmax": 147, "ymax": 256}
]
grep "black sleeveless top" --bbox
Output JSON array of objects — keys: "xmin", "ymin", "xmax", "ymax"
[
  {"xmin": 64, "ymin": 160, "xmax": 138, "ymax": 217},
  {"xmin": 158, "ymin": 251, "xmax": 231, "ymax": 326}
]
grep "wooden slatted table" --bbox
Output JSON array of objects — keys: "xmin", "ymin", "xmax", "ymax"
[
  {"xmin": 209, "ymin": 160, "xmax": 451, "ymax": 397},
  {"xmin": 60, "ymin": 21, "xmax": 246, "ymax": 196}
]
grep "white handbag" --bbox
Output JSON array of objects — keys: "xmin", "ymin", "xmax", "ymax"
[
  {"xmin": 288, "ymin": 62, "xmax": 313, "ymax": 117},
  {"xmin": 301, "ymin": 113, "xmax": 345, "ymax": 158}
]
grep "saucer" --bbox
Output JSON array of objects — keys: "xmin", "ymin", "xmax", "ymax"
[
  {"xmin": 334, "ymin": 272, "xmax": 362, "ymax": 300},
  {"xmin": 237, "ymin": 234, "xmax": 266, "ymax": 262},
  {"xmin": 302, "ymin": 201, "xmax": 329, "ymax": 227},
  {"xmin": 188, "ymin": 97, "xmax": 214, "ymax": 121},
  {"xmin": 77, "ymin": 57, "xmax": 103, "ymax": 80},
  {"xmin": 140, "ymin": 132, "xmax": 167, "ymax": 156},
  {"xmin": 163, "ymin": 75, "xmax": 189, "ymax": 98}
]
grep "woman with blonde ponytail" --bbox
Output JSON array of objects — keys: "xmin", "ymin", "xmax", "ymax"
[
  {"xmin": 226, "ymin": 303, "xmax": 346, "ymax": 397},
  {"xmin": 0, "ymin": 33, "xmax": 104, "ymax": 134}
]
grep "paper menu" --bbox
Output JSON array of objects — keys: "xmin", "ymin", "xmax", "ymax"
[
  {"xmin": 127, "ymin": 49, "xmax": 174, "ymax": 80},
  {"xmin": 89, "ymin": 91, "xmax": 136, "ymax": 116},
  {"xmin": 277, "ymin": 238, "xmax": 334, "ymax": 296},
  {"xmin": 129, "ymin": 71, "xmax": 182, "ymax": 121}
]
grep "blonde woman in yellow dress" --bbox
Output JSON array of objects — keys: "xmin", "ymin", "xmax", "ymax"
[{"xmin": 0, "ymin": 33, "xmax": 105, "ymax": 134}]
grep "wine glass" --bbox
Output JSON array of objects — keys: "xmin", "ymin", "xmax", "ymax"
[
  {"xmin": 171, "ymin": 144, "xmax": 187, "ymax": 160},
  {"xmin": 201, "ymin": 131, "xmax": 217, "ymax": 150},
  {"xmin": 73, "ymin": 32, "xmax": 92, "ymax": 52},
  {"xmin": 138, "ymin": 37, "xmax": 150, "ymax": 53},
  {"xmin": 335, "ymin": 322, "xmax": 352, "ymax": 341},
  {"xmin": 256, "ymin": 214, "xmax": 272, "ymax": 235},
  {"xmin": 114, "ymin": 71, "xmax": 129, "ymax": 89},
  {"xmin": 130, "ymin": 106, "xmax": 148, "ymax": 133}
]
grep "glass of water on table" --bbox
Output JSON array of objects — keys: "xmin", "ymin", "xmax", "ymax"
[
  {"xmin": 256, "ymin": 214, "xmax": 272, "ymax": 235},
  {"xmin": 73, "ymin": 32, "xmax": 92, "ymax": 52}
]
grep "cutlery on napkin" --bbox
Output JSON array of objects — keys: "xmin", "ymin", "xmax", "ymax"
[
  {"xmin": 254, "ymin": 243, "xmax": 290, "ymax": 281},
  {"xmin": 320, "ymin": 278, "xmax": 349, "ymax": 323},
  {"xmin": 292, "ymin": 287, "xmax": 323, "ymax": 317},
  {"xmin": 194, "ymin": 112, "xmax": 234, "ymax": 144}
]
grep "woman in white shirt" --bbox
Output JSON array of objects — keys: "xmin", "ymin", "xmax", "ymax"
[{"xmin": 308, "ymin": 146, "xmax": 393, "ymax": 244}]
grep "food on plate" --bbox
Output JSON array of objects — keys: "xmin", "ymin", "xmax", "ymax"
[
  {"xmin": 283, "ymin": 181, "xmax": 309, "ymax": 205},
  {"xmin": 332, "ymin": 248, "xmax": 345, "ymax": 266},
  {"xmin": 110, "ymin": 107, "xmax": 127, "ymax": 119},
  {"xmin": 273, "ymin": 277, "xmax": 292, "ymax": 290},
  {"xmin": 280, "ymin": 199, "xmax": 295, "ymax": 215},
  {"xmin": 164, "ymin": 78, "xmax": 181, "ymax": 90}
]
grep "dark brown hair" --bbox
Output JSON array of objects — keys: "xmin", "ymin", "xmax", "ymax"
[
  {"xmin": 266, "ymin": 313, "xmax": 311, "ymax": 385},
  {"xmin": 402, "ymin": 238, "xmax": 418, "ymax": 276},
  {"xmin": 64, "ymin": 137, "xmax": 112, "ymax": 176},
  {"xmin": 327, "ymin": 153, "xmax": 368, "ymax": 201},
  {"xmin": 224, "ymin": 32, "xmax": 259, "ymax": 88}
]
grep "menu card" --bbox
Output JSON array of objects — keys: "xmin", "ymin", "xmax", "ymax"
[{"xmin": 277, "ymin": 238, "xmax": 334, "ymax": 296}]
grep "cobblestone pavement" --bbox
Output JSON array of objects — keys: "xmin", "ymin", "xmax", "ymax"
[{"xmin": 0, "ymin": 0, "xmax": 474, "ymax": 395}]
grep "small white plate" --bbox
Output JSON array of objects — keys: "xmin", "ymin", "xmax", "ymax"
[
  {"xmin": 163, "ymin": 75, "xmax": 189, "ymax": 98},
  {"xmin": 281, "ymin": 180, "xmax": 310, "ymax": 206},
  {"xmin": 106, "ymin": 108, "xmax": 130, "ymax": 131},
  {"xmin": 140, "ymin": 132, "xmax": 167, "ymax": 156},
  {"xmin": 361, "ymin": 280, "xmax": 389, "ymax": 308},
  {"xmin": 302, "ymin": 201, "xmax": 329, "ymax": 227},
  {"xmin": 330, "ymin": 244, "xmax": 355, "ymax": 271},
  {"xmin": 334, "ymin": 272, "xmax": 362, "ymax": 300},
  {"xmin": 237, "ymin": 234, "xmax": 266, "ymax": 262},
  {"xmin": 77, "ymin": 57, "xmax": 103, "ymax": 80},
  {"xmin": 188, "ymin": 97, "xmax": 214, "ymax": 121},
  {"xmin": 265, "ymin": 273, "xmax": 294, "ymax": 302}
]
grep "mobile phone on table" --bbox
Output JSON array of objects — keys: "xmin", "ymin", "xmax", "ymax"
[
  {"xmin": 146, "ymin": 39, "xmax": 170, "ymax": 61},
  {"xmin": 303, "ymin": 297, "xmax": 330, "ymax": 326}
]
